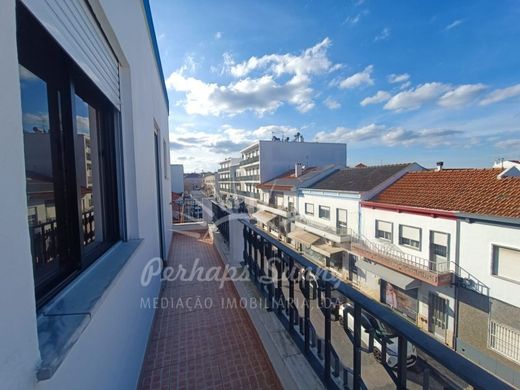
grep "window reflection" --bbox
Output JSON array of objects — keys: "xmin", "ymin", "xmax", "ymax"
[
  {"xmin": 20, "ymin": 65, "xmax": 59, "ymax": 287},
  {"xmin": 75, "ymin": 95, "xmax": 102, "ymax": 247}
]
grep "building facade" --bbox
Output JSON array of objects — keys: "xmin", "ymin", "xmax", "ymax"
[
  {"xmin": 170, "ymin": 163, "xmax": 184, "ymax": 194},
  {"xmin": 235, "ymin": 139, "xmax": 347, "ymax": 205},
  {"xmin": 1, "ymin": 1, "xmax": 170, "ymax": 389},
  {"xmin": 360, "ymin": 167, "xmax": 520, "ymax": 386},
  {"xmin": 217, "ymin": 157, "xmax": 240, "ymax": 199}
]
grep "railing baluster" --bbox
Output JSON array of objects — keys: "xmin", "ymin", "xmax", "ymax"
[
  {"xmin": 276, "ymin": 249, "xmax": 283, "ymax": 315},
  {"xmin": 288, "ymin": 255, "xmax": 295, "ymax": 332},
  {"xmin": 353, "ymin": 303, "xmax": 362, "ymax": 390},
  {"xmin": 397, "ymin": 335, "xmax": 407, "ymax": 390},
  {"xmin": 324, "ymin": 282, "xmax": 331, "ymax": 383},
  {"xmin": 304, "ymin": 270, "xmax": 310, "ymax": 354}
]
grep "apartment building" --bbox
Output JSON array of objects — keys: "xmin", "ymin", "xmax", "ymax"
[
  {"xmin": 235, "ymin": 139, "xmax": 347, "ymax": 205},
  {"xmin": 253, "ymin": 163, "xmax": 340, "ymax": 242},
  {"xmin": 292, "ymin": 163, "xmax": 424, "ymax": 275},
  {"xmin": 360, "ymin": 166, "xmax": 520, "ymax": 386},
  {"xmin": 1, "ymin": 1, "xmax": 170, "ymax": 389},
  {"xmin": 217, "ymin": 157, "xmax": 240, "ymax": 198},
  {"xmin": 202, "ymin": 172, "xmax": 218, "ymax": 197}
]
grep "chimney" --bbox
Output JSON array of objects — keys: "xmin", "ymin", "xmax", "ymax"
[
  {"xmin": 436, "ymin": 161, "xmax": 444, "ymax": 171},
  {"xmin": 295, "ymin": 163, "xmax": 303, "ymax": 177}
]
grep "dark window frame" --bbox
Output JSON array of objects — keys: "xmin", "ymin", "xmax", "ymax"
[
  {"xmin": 398, "ymin": 224, "xmax": 422, "ymax": 251},
  {"xmin": 17, "ymin": 4, "xmax": 121, "ymax": 308},
  {"xmin": 375, "ymin": 219, "xmax": 393, "ymax": 242},
  {"xmin": 318, "ymin": 205, "xmax": 330, "ymax": 220},
  {"xmin": 305, "ymin": 202, "xmax": 314, "ymax": 216}
]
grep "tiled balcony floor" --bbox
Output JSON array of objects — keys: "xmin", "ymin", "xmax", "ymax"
[{"xmin": 138, "ymin": 230, "xmax": 282, "ymax": 390}]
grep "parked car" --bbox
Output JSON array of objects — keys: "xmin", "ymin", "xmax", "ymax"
[{"xmin": 339, "ymin": 303, "xmax": 417, "ymax": 368}]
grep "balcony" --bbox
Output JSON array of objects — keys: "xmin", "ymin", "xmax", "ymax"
[
  {"xmin": 349, "ymin": 234, "xmax": 454, "ymax": 287},
  {"xmin": 256, "ymin": 199, "xmax": 294, "ymax": 218},
  {"xmin": 239, "ymin": 155, "xmax": 259, "ymax": 166},
  {"xmin": 295, "ymin": 215, "xmax": 353, "ymax": 243},
  {"xmin": 236, "ymin": 174, "xmax": 260, "ymax": 181},
  {"xmin": 236, "ymin": 190, "xmax": 260, "ymax": 199}
]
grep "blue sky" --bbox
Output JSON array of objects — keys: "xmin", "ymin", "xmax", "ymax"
[{"xmin": 150, "ymin": 0, "xmax": 520, "ymax": 172}]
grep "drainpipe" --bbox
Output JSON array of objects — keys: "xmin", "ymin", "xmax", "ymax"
[{"xmin": 453, "ymin": 218, "xmax": 461, "ymax": 350}]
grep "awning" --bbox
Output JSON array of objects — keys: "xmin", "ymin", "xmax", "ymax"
[
  {"xmin": 355, "ymin": 258, "xmax": 421, "ymax": 290},
  {"xmin": 287, "ymin": 228, "xmax": 321, "ymax": 246},
  {"xmin": 311, "ymin": 243, "xmax": 345, "ymax": 258},
  {"xmin": 252, "ymin": 210, "xmax": 277, "ymax": 225}
]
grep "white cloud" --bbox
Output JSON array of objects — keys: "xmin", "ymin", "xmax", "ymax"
[
  {"xmin": 214, "ymin": 31, "xmax": 222, "ymax": 40},
  {"xmin": 168, "ymin": 39, "xmax": 342, "ymax": 116},
  {"xmin": 22, "ymin": 112, "xmax": 49, "ymax": 131},
  {"xmin": 445, "ymin": 19, "xmax": 463, "ymax": 31},
  {"xmin": 228, "ymin": 38, "xmax": 339, "ymax": 78},
  {"xmin": 495, "ymin": 139, "xmax": 520, "ymax": 149},
  {"xmin": 360, "ymin": 90, "xmax": 391, "ymax": 106},
  {"xmin": 339, "ymin": 65, "xmax": 374, "ymax": 89},
  {"xmin": 315, "ymin": 124, "xmax": 385, "ymax": 143},
  {"xmin": 374, "ymin": 27, "xmax": 391, "ymax": 42},
  {"xmin": 384, "ymin": 82, "xmax": 451, "ymax": 111},
  {"xmin": 437, "ymin": 84, "xmax": 487, "ymax": 108},
  {"xmin": 480, "ymin": 83, "xmax": 520, "ymax": 106},
  {"xmin": 344, "ymin": 9, "xmax": 369, "ymax": 26},
  {"xmin": 324, "ymin": 97, "xmax": 341, "ymax": 110},
  {"xmin": 387, "ymin": 73, "xmax": 410, "ymax": 84},
  {"xmin": 167, "ymin": 72, "xmax": 315, "ymax": 116},
  {"xmin": 314, "ymin": 123, "xmax": 464, "ymax": 147}
]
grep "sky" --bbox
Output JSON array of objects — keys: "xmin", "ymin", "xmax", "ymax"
[{"xmin": 150, "ymin": 0, "xmax": 520, "ymax": 173}]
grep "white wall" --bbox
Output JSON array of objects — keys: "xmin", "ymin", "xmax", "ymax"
[
  {"xmin": 459, "ymin": 220, "xmax": 520, "ymax": 308},
  {"xmin": 360, "ymin": 208, "xmax": 458, "ymax": 264},
  {"xmin": 0, "ymin": 0, "xmax": 170, "ymax": 388},
  {"xmin": 259, "ymin": 141, "xmax": 346, "ymax": 183},
  {"xmin": 298, "ymin": 190, "xmax": 361, "ymax": 233},
  {"xmin": 170, "ymin": 164, "xmax": 184, "ymax": 193},
  {"xmin": 0, "ymin": 2, "xmax": 42, "ymax": 388}
]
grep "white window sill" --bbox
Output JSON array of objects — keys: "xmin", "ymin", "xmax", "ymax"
[{"xmin": 36, "ymin": 239, "xmax": 143, "ymax": 381}]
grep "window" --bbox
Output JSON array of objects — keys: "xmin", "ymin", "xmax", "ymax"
[
  {"xmin": 489, "ymin": 320, "xmax": 520, "ymax": 364},
  {"xmin": 305, "ymin": 203, "xmax": 314, "ymax": 215},
  {"xmin": 319, "ymin": 205, "xmax": 330, "ymax": 220},
  {"xmin": 337, "ymin": 208, "xmax": 348, "ymax": 228},
  {"xmin": 399, "ymin": 225, "xmax": 421, "ymax": 250},
  {"xmin": 18, "ymin": 6, "xmax": 120, "ymax": 307},
  {"xmin": 492, "ymin": 245, "xmax": 520, "ymax": 283},
  {"xmin": 375, "ymin": 220, "xmax": 393, "ymax": 241},
  {"xmin": 430, "ymin": 231, "xmax": 449, "ymax": 270}
]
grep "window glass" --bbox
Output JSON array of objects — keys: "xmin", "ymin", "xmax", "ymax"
[
  {"xmin": 20, "ymin": 65, "xmax": 73, "ymax": 292},
  {"xmin": 305, "ymin": 203, "xmax": 314, "ymax": 215},
  {"xmin": 492, "ymin": 246, "xmax": 520, "ymax": 282},
  {"xmin": 319, "ymin": 205, "xmax": 330, "ymax": 220},
  {"xmin": 75, "ymin": 95, "xmax": 103, "ymax": 248},
  {"xmin": 399, "ymin": 225, "xmax": 421, "ymax": 249},
  {"xmin": 375, "ymin": 220, "xmax": 393, "ymax": 241}
]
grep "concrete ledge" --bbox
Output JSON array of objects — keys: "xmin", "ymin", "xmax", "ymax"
[
  {"xmin": 170, "ymin": 221, "xmax": 207, "ymax": 232},
  {"xmin": 209, "ymin": 224, "xmax": 324, "ymax": 390}
]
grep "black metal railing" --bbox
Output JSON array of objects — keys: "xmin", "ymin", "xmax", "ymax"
[
  {"xmin": 241, "ymin": 219, "xmax": 512, "ymax": 390},
  {"xmin": 236, "ymin": 174, "xmax": 260, "ymax": 181},
  {"xmin": 30, "ymin": 219, "xmax": 59, "ymax": 266},
  {"xmin": 236, "ymin": 190, "xmax": 260, "ymax": 199},
  {"xmin": 212, "ymin": 201, "xmax": 230, "ymax": 243},
  {"xmin": 82, "ymin": 210, "xmax": 95, "ymax": 245}
]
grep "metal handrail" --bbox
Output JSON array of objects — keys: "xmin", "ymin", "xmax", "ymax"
[
  {"xmin": 295, "ymin": 215, "xmax": 354, "ymax": 237},
  {"xmin": 240, "ymin": 219, "xmax": 512, "ymax": 390},
  {"xmin": 239, "ymin": 155, "xmax": 259, "ymax": 166},
  {"xmin": 257, "ymin": 199, "xmax": 295, "ymax": 212}
]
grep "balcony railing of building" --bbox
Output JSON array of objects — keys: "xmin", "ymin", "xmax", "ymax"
[
  {"xmin": 218, "ymin": 167, "xmax": 230, "ymax": 172},
  {"xmin": 211, "ymin": 201, "xmax": 230, "ymax": 243},
  {"xmin": 239, "ymin": 155, "xmax": 259, "ymax": 166},
  {"xmin": 236, "ymin": 190, "xmax": 260, "ymax": 199},
  {"xmin": 236, "ymin": 174, "xmax": 260, "ymax": 181},
  {"xmin": 236, "ymin": 219, "xmax": 511, "ymax": 390},
  {"xmin": 295, "ymin": 215, "xmax": 354, "ymax": 237},
  {"xmin": 257, "ymin": 199, "xmax": 295, "ymax": 213}
]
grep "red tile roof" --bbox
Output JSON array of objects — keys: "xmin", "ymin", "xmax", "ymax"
[{"xmin": 371, "ymin": 169, "xmax": 520, "ymax": 218}]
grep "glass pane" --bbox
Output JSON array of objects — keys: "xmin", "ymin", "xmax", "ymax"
[
  {"xmin": 75, "ymin": 94, "xmax": 103, "ymax": 247},
  {"xmin": 20, "ymin": 65, "xmax": 60, "ymax": 288}
]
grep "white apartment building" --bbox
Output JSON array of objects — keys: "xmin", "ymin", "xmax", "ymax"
[
  {"xmin": 170, "ymin": 163, "xmax": 184, "ymax": 193},
  {"xmin": 359, "ymin": 167, "xmax": 520, "ymax": 387},
  {"xmin": 253, "ymin": 164, "xmax": 341, "ymax": 241},
  {"xmin": 292, "ymin": 164, "xmax": 423, "ymax": 273},
  {"xmin": 235, "ymin": 139, "xmax": 347, "ymax": 205},
  {"xmin": 217, "ymin": 157, "xmax": 240, "ymax": 198},
  {"xmin": 1, "ymin": 1, "xmax": 171, "ymax": 389}
]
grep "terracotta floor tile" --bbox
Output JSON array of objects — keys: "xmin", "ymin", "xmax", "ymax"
[{"xmin": 138, "ymin": 231, "xmax": 282, "ymax": 390}]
